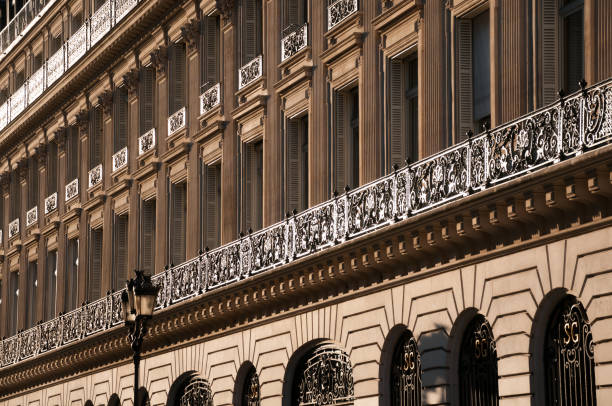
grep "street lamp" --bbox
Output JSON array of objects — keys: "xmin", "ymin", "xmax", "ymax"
[{"xmin": 121, "ymin": 270, "xmax": 159, "ymax": 406}]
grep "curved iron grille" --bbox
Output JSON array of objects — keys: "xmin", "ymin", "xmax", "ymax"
[
  {"xmin": 459, "ymin": 315, "xmax": 499, "ymax": 406},
  {"xmin": 545, "ymin": 296, "xmax": 596, "ymax": 405},
  {"xmin": 243, "ymin": 366, "xmax": 261, "ymax": 406},
  {"xmin": 180, "ymin": 376, "xmax": 213, "ymax": 406},
  {"xmin": 294, "ymin": 344, "xmax": 355, "ymax": 405},
  {"xmin": 391, "ymin": 331, "xmax": 422, "ymax": 405}
]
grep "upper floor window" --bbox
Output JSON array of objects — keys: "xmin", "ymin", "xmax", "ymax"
[
  {"xmin": 47, "ymin": 140, "xmax": 58, "ymax": 195},
  {"xmin": 0, "ymin": 85, "xmax": 8, "ymax": 104},
  {"xmin": 140, "ymin": 198, "xmax": 156, "ymax": 273},
  {"xmin": 333, "ymin": 85, "xmax": 359, "ymax": 192},
  {"xmin": 90, "ymin": 106, "xmax": 103, "ymax": 168},
  {"xmin": 26, "ymin": 261, "xmax": 37, "ymax": 328},
  {"xmin": 14, "ymin": 69, "xmax": 24, "ymax": 89},
  {"xmin": 44, "ymin": 250, "xmax": 57, "ymax": 320},
  {"xmin": 9, "ymin": 170, "xmax": 20, "ymax": 221},
  {"xmin": 202, "ymin": 162, "xmax": 221, "ymax": 250},
  {"xmin": 242, "ymin": 140, "xmax": 263, "ymax": 232},
  {"xmin": 7, "ymin": 270, "xmax": 18, "ymax": 335},
  {"xmin": 70, "ymin": 9, "xmax": 83, "ymax": 35},
  {"xmin": 168, "ymin": 42, "xmax": 186, "ymax": 115},
  {"xmin": 169, "ymin": 181, "xmax": 186, "ymax": 265},
  {"xmin": 282, "ymin": 0, "xmax": 307, "ymax": 35},
  {"xmin": 27, "ymin": 155, "xmax": 38, "ymax": 209},
  {"xmin": 64, "ymin": 237, "xmax": 79, "ymax": 312},
  {"xmin": 49, "ymin": 31, "xmax": 63, "ymax": 54},
  {"xmin": 112, "ymin": 213, "xmax": 128, "ymax": 290},
  {"xmin": 541, "ymin": 0, "xmax": 584, "ymax": 105},
  {"xmin": 388, "ymin": 53, "xmax": 418, "ymax": 171},
  {"xmin": 66, "ymin": 126, "xmax": 79, "ymax": 181},
  {"xmin": 285, "ymin": 114, "xmax": 308, "ymax": 213},
  {"xmin": 31, "ymin": 50, "xmax": 43, "ymax": 73},
  {"xmin": 200, "ymin": 16, "xmax": 219, "ymax": 91},
  {"xmin": 139, "ymin": 66, "xmax": 155, "ymax": 134},
  {"xmin": 456, "ymin": 10, "xmax": 490, "ymax": 141},
  {"xmin": 87, "ymin": 226, "xmax": 102, "ymax": 301},
  {"xmin": 114, "ymin": 86, "xmax": 128, "ymax": 153},
  {"xmin": 238, "ymin": 0, "xmax": 262, "ymax": 66}
]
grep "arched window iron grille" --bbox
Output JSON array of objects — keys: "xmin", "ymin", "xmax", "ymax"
[
  {"xmin": 545, "ymin": 296, "xmax": 597, "ymax": 406},
  {"xmin": 459, "ymin": 315, "xmax": 499, "ymax": 406},
  {"xmin": 391, "ymin": 331, "xmax": 422, "ymax": 406},
  {"xmin": 294, "ymin": 344, "xmax": 355, "ymax": 405},
  {"xmin": 243, "ymin": 366, "xmax": 261, "ymax": 406},
  {"xmin": 179, "ymin": 376, "xmax": 213, "ymax": 406}
]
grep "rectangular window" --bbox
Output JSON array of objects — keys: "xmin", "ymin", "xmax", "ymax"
[
  {"xmin": 90, "ymin": 107, "xmax": 103, "ymax": 167},
  {"xmin": 561, "ymin": 0, "xmax": 583, "ymax": 94},
  {"xmin": 170, "ymin": 182, "xmax": 186, "ymax": 265},
  {"xmin": 32, "ymin": 51, "xmax": 43, "ymax": 73},
  {"xmin": 44, "ymin": 250, "xmax": 57, "ymax": 321},
  {"xmin": 26, "ymin": 261, "xmax": 37, "ymax": 328},
  {"xmin": 65, "ymin": 238, "xmax": 79, "ymax": 312},
  {"xmin": 93, "ymin": 0, "xmax": 105, "ymax": 12},
  {"xmin": 239, "ymin": 0, "xmax": 262, "ymax": 65},
  {"xmin": 200, "ymin": 16, "xmax": 220, "ymax": 90},
  {"xmin": 14, "ymin": 69, "xmax": 24, "ymax": 89},
  {"xmin": 88, "ymin": 227, "xmax": 103, "ymax": 301},
  {"xmin": 285, "ymin": 115, "xmax": 308, "ymax": 213},
  {"xmin": 10, "ymin": 170, "xmax": 20, "ymax": 221},
  {"xmin": 140, "ymin": 199, "xmax": 156, "ymax": 274},
  {"xmin": 114, "ymin": 87, "xmax": 128, "ymax": 152},
  {"xmin": 28, "ymin": 156, "xmax": 38, "ymax": 209},
  {"xmin": 140, "ymin": 66, "xmax": 155, "ymax": 134},
  {"xmin": 8, "ymin": 271, "xmax": 18, "ymax": 335},
  {"xmin": 282, "ymin": 0, "xmax": 307, "ymax": 34},
  {"xmin": 456, "ymin": 10, "xmax": 490, "ymax": 141},
  {"xmin": 49, "ymin": 32, "xmax": 62, "ymax": 54},
  {"xmin": 333, "ymin": 86, "xmax": 359, "ymax": 192},
  {"xmin": 70, "ymin": 11, "xmax": 83, "ymax": 35},
  {"xmin": 47, "ymin": 141, "xmax": 58, "ymax": 195},
  {"xmin": 202, "ymin": 163, "xmax": 221, "ymax": 250},
  {"xmin": 242, "ymin": 140, "xmax": 263, "ymax": 232},
  {"xmin": 388, "ymin": 54, "xmax": 418, "ymax": 170},
  {"xmin": 169, "ymin": 42, "xmax": 186, "ymax": 115},
  {"xmin": 113, "ymin": 214, "xmax": 128, "ymax": 290},
  {"xmin": 66, "ymin": 126, "xmax": 79, "ymax": 181}
]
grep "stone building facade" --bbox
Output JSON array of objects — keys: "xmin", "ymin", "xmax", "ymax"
[{"xmin": 0, "ymin": 0, "xmax": 610, "ymax": 405}]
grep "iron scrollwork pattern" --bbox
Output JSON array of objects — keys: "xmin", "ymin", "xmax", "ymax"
[
  {"xmin": 459, "ymin": 315, "xmax": 498, "ymax": 406},
  {"xmin": 391, "ymin": 331, "xmax": 422, "ymax": 406},
  {"xmin": 545, "ymin": 296, "xmax": 596, "ymax": 406},
  {"xmin": 243, "ymin": 367, "xmax": 260, "ymax": 406},
  {"xmin": 179, "ymin": 376, "xmax": 214, "ymax": 406},
  {"xmin": 294, "ymin": 344, "xmax": 355, "ymax": 405}
]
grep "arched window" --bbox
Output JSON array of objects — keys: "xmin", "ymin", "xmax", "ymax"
[
  {"xmin": 242, "ymin": 365, "xmax": 261, "ymax": 406},
  {"xmin": 545, "ymin": 296, "xmax": 596, "ymax": 405},
  {"xmin": 179, "ymin": 376, "xmax": 213, "ymax": 406},
  {"xmin": 391, "ymin": 331, "xmax": 422, "ymax": 405},
  {"xmin": 459, "ymin": 315, "xmax": 499, "ymax": 406},
  {"xmin": 293, "ymin": 344, "xmax": 354, "ymax": 405}
]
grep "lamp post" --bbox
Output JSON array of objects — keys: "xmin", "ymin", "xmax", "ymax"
[{"xmin": 121, "ymin": 270, "xmax": 159, "ymax": 406}]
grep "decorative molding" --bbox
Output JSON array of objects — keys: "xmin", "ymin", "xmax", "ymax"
[
  {"xmin": 122, "ymin": 69, "xmax": 139, "ymax": 96},
  {"xmin": 150, "ymin": 46, "xmax": 168, "ymax": 74},
  {"xmin": 180, "ymin": 19, "xmax": 200, "ymax": 51},
  {"xmin": 98, "ymin": 91, "xmax": 113, "ymax": 116},
  {"xmin": 75, "ymin": 109, "xmax": 89, "ymax": 132},
  {"xmin": 215, "ymin": 0, "xmax": 234, "ymax": 19}
]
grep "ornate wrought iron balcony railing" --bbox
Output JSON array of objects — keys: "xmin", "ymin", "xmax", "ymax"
[
  {"xmin": 0, "ymin": 0, "xmax": 140, "ymax": 134},
  {"xmin": 0, "ymin": 79, "xmax": 611, "ymax": 370},
  {"xmin": 199, "ymin": 83, "xmax": 221, "ymax": 116},
  {"xmin": 112, "ymin": 147, "xmax": 128, "ymax": 172},
  {"xmin": 65, "ymin": 178, "xmax": 79, "ymax": 201},
  {"xmin": 88, "ymin": 164, "xmax": 103, "ymax": 188},
  {"xmin": 8, "ymin": 218, "xmax": 19, "ymax": 239},
  {"xmin": 238, "ymin": 55, "xmax": 263, "ymax": 90},
  {"xmin": 26, "ymin": 206, "xmax": 38, "ymax": 228},
  {"xmin": 138, "ymin": 128, "xmax": 156, "ymax": 155},
  {"xmin": 44, "ymin": 192, "xmax": 57, "ymax": 214},
  {"xmin": 328, "ymin": 0, "xmax": 358, "ymax": 30},
  {"xmin": 168, "ymin": 107, "xmax": 186, "ymax": 136},
  {"xmin": 281, "ymin": 23, "xmax": 308, "ymax": 62}
]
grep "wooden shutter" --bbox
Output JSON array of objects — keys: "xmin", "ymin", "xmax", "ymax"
[
  {"xmin": 204, "ymin": 16, "xmax": 219, "ymax": 86},
  {"xmin": 45, "ymin": 251, "xmax": 57, "ymax": 320},
  {"xmin": 542, "ymin": 0, "xmax": 558, "ymax": 105},
  {"xmin": 244, "ymin": 143, "xmax": 256, "ymax": 230},
  {"xmin": 140, "ymin": 67, "xmax": 154, "ymax": 134},
  {"xmin": 88, "ymin": 229, "xmax": 102, "ymax": 301},
  {"xmin": 27, "ymin": 262, "xmax": 37, "ymax": 328},
  {"xmin": 172, "ymin": 43, "xmax": 186, "ymax": 114},
  {"xmin": 114, "ymin": 216, "xmax": 128, "ymax": 289},
  {"xmin": 90, "ymin": 108, "xmax": 103, "ymax": 166},
  {"xmin": 205, "ymin": 164, "xmax": 220, "ymax": 249},
  {"xmin": 457, "ymin": 19, "xmax": 473, "ymax": 142},
  {"xmin": 334, "ymin": 92, "xmax": 346, "ymax": 192},
  {"xmin": 115, "ymin": 88, "xmax": 128, "ymax": 151},
  {"xmin": 243, "ymin": 0, "xmax": 259, "ymax": 63},
  {"xmin": 286, "ymin": 119, "xmax": 301, "ymax": 212},
  {"xmin": 68, "ymin": 127, "xmax": 79, "ymax": 180},
  {"xmin": 389, "ymin": 59, "xmax": 405, "ymax": 169},
  {"xmin": 9, "ymin": 271, "xmax": 18, "ymax": 335},
  {"xmin": 285, "ymin": 0, "xmax": 299, "ymax": 29},
  {"xmin": 171, "ymin": 183, "xmax": 186, "ymax": 265},
  {"xmin": 141, "ymin": 199, "xmax": 156, "ymax": 273},
  {"xmin": 48, "ymin": 142, "xmax": 58, "ymax": 193},
  {"xmin": 29, "ymin": 157, "xmax": 38, "ymax": 207}
]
